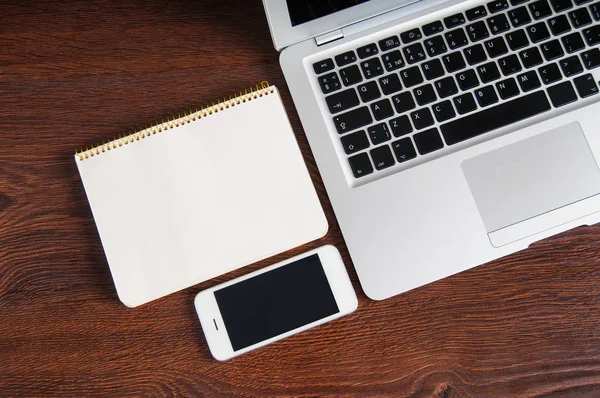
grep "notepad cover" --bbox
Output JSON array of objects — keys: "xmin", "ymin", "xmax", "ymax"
[{"xmin": 75, "ymin": 86, "xmax": 328, "ymax": 307}]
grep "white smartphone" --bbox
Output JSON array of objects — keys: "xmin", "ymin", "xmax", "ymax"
[{"xmin": 194, "ymin": 245, "xmax": 358, "ymax": 361}]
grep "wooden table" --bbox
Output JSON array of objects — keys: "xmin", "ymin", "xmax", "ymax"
[{"xmin": 2, "ymin": 1, "xmax": 600, "ymax": 396}]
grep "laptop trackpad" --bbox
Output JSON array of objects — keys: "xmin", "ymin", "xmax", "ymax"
[{"xmin": 462, "ymin": 122, "xmax": 600, "ymax": 247}]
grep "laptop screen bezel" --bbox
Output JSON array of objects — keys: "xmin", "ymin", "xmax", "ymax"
[{"xmin": 262, "ymin": 0, "xmax": 419, "ymax": 51}]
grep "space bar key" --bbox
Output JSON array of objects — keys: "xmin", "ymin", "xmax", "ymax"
[{"xmin": 440, "ymin": 91, "xmax": 551, "ymax": 146}]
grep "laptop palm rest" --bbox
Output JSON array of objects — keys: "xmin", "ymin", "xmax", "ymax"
[{"xmin": 462, "ymin": 122, "xmax": 600, "ymax": 248}]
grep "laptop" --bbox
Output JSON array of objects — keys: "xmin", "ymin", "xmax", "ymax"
[{"xmin": 262, "ymin": 0, "xmax": 600, "ymax": 300}]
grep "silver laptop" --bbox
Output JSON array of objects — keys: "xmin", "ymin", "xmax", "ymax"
[{"xmin": 263, "ymin": 0, "xmax": 600, "ymax": 300}]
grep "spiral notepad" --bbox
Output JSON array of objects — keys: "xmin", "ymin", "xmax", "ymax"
[{"xmin": 75, "ymin": 83, "xmax": 328, "ymax": 307}]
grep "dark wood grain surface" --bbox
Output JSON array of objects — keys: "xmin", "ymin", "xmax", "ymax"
[{"xmin": 2, "ymin": 1, "xmax": 600, "ymax": 396}]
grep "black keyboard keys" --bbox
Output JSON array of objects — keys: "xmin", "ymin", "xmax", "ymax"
[
  {"xmin": 392, "ymin": 138, "xmax": 417, "ymax": 162},
  {"xmin": 318, "ymin": 72, "xmax": 342, "ymax": 94},
  {"xmin": 529, "ymin": 0, "xmax": 553, "ymax": 19},
  {"xmin": 467, "ymin": 5, "xmax": 488, "ymax": 20},
  {"xmin": 583, "ymin": 25, "xmax": 600, "ymax": 45},
  {"xmin": 403, "ymin": 43, "xmax": 427, "ymax": 64},
  {"xmin": 341, "ymin": 130, "xmax": 369, "ymax": 154},
  {"xmin": 527, "ymin": 22, "xmax": 551, "ymax": 42},
  {"xmin": 444, "ymin": 13, "xmax": 466, "ymax": 28},
  {"xmin": 423, "ymin": 20, "xmax": 445, "ymax": 36},
  {"xmin": 382, "ymin": 50, "xmax": 405, "ymax": 71},
  {"xmin": 424, "ymin": 35, "xmax": 448, "ymax": 56},
  {"xmin": 368, "ymin": 123, "xmax": 392, "ymax": 144},
  {"xmin": 333, "ymin": 106, "xmax": 373, "ymax": 134},
  {"xmin": 466, "ymin": 21, "xmax": 490, "ymax": 42},
  {"xmin": 432, "ymin": 100, "xmax": 456, "ymax": 122},
  {"xmin": 506, "ymin": 29, "xmax": 530, "ymax": 50},
  {"xmin": 508, "ymin": 6, "xmax": 532, "ymax": 27},
  {"xmin": 581, "ymin": 48, "xmax": 600, "ymax": 69},
  {"xmin": 548, "ymin": 15, "xmax": 572, "ymax": 35},
  {"xmin": 370, "ymin": 145, "xmax": 395, "ymax": 170},
  {"xmin": 370, "ymin": 98, "xmax": 395, "ymax": 120},
  {"xmin": 499, "ymin": 54, "xmax": 522, "ymax": 75},
  {"xmin": 541, "ymin": 39, "xmax": 565, "ymax": 61},
  {"xmin": 313, "ymin": 59, "xmax": 334, "ymax": 74},
  {"xmin": 517, "ymin": 70, "xmax": 542, "ymax": 91},
  {"xmin": 488, "ymin": 0, "xmax": 509, "ymax": 13},
  {"xmin": 569, "ymin": 7, "xmax": 593, "ymax": 27},
  {"xmin": 410, "ymin": 108, "xmax": 435, "ymax": 129},
  {"xmin": 446, "ymin": 28, "xmax": 469, "ymax": 49},
  {"xmin": 550, "ymin": 0, "xmax": 573, "ymax": 12},
  {"xmin": 456, "ymin": 69, "xmax": 480, "ymax": 90},
  {"xmin": 379, "ymin": 74, "xmax": 403, "ymax": 95},
  {"xmin": 326, "ymin": 88, "xmax": 360, "ymax": 114},
  {"xmin": 496, "ymin": 77, "xmax": 520, "ymax": 99},
  {"xmin": 414, "ymin": 128, "xmax": 444, "ymax": 154},
  {"xmin": 478, "ymin": 61, "xmax": 501, "ymax": 82},
  {"xmin": 357, "ymin": 43, "xmax": 379, "ymax": 58},
  {"xmin": 443, "ymin": 51, "xmax": 467, "ymax": 72},
  {"xmin": 474, "ymin": 85, "xmax": 499, "ymax": 106},
  {"xmin": 340, "ymin": 65, "xmax": 363, "ymax": 86},
  {"xmin": 358, "ymin": 81, "xmax": 381, "ymax": 102},
  {"xmin": 390, "ymin": 115, "xmax": 413, "ymax": 136},
  {"xmin": 547, "ymin": 81, "xmax": 578, "ymax": 106},
  {"xmin": 562, "ymin": 32, "xmax": 586, "ymax": 53},
  {"xmin": 360, "ymin": 58, "xmax": 384, "ymax": 78},
  {"xmin": 487, "ymin": 14, "xmax": 511, "ymax": 34},
  {"xmin": 413, "ymin": 83, "xmax": 437, "ymax": 105},
  {"xmin": 400, "ymin": 28, "xmax": 422, "ymax": 44},
  {"xmin": 485, "ymin": 37, "xmax": 509, "ymax": 57},
  {"xmin": 453, "ymin": 92, "xmax": 479, "ymax": 114},
  {"xmin": 348, "ymin": 153, "xmax": 373, "ymax": 178},
  {"xmin": 539, "ymin": 62, "xmax": 563, "ymax": 84},
  {"xmin": 559, "ymin": 55, "xmax": 584, "ymax": 76},
  {"xmin": 335, "ymin": 51, "xmax": 357, "ymax": 67},
  {"xmin": 400, "ymin": 66, "xmax": 425, "ymax": 87},
  {"xmin": 392, "ymin": 92, "xmax": 417, "ymax": 113},
  {"xmin": 520, "ymin": 47, "xmax": 544, "ymax": 67},
  {"xmin": 434, "ymin": 76, "xmax": 459, "ymax": 97},
  {"xmin": 574, "ymin": 73, "xmax": 600, "ymax": 97},
  {"xmin": 422, "ymin": 59, "xmax": 445, "ymax": 80},
  {"xmin": 464, "ymin": 44, "xmax": 488, "ymax": 64},
  {"xmin": 379, "ymin": 36, "xmax": 401, "ymax": 51}
]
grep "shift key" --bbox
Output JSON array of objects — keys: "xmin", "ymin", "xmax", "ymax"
[{"xmin": 333, "ymin": 106, "xmax": 373, "ymax": 134}]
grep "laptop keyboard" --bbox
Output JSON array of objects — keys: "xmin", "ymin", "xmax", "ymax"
[{"xmin": 312, "ymin": 0, "xmax": 600, "ymax": 179}]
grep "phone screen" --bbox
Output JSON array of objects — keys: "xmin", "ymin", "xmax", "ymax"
[{"xmin": 214, "ymin": 253, "xmax": 340, "ymax": 351}]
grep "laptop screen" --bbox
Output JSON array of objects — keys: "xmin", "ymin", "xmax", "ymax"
[{"xmin": 287, "ymin": 0, "xmax": 371, "ymax": 26}]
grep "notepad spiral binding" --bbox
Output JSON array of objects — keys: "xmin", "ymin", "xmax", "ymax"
[{"xmin": 76, "ymin": 81, "xmax": 274, "ymax": 161}]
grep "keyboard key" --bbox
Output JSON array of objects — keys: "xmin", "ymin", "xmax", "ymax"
[
  {"xmin": 357, "ymin": 81, "xmax": 381, "ymax": 102},
  {"xmin": 434, "ymin": 76, "xmax": 459, "ymax": 98},
  {"xmin": 443, "ymin": 51, "xmax": 467, "ymax": 72},
  {"xmin": 559, "ymin": 55, "xmax": 584, "ymax": 76},
  {"xmin": 499, "ymin": 54, "xmax": 522, "ymax": 75},
  {"xmin": 414, "ymin": 128, "xmax": 444, "ymax": 154},
  {"xmin": 400, "ymin": 66, "xmax": 424, "ymax": 87},
  {"xmin": 360, "ymin": 58, "xmax": 384, "ymax": 78},
  {"xmin": 414, "ymin": 83, "xmax": 437, "ymax": 105},
  {"xmin": 485, "ymin": 37, "xmax": 509, "ymax": 57},
  {"xmin": 379, "ymin": 74, "xmax": 403, "ymax": 95},
  {"xmin": 466, "ymin": 21, "xmax": 490, "ymax": 41},
  {"xmin": 452, "ymin": 93, "xmax": 477, "ymax": 115},
  {"xmin": 318, "ymin": 72, "xmax": 342, "ymax": 94},
  {"xmin": 335, "ymin": 51, "xmax": 357, "ymax": 67},
  {"xmin": 575, "ymin": 0, "xmax": 593, "ymax": 4},
  {"xmin": 340, "ymin": 65, "xmax": 363, "ymax": 86},
  {"xmin": 583, "ymin": 25, "xmax": 600, "ymax": 45},
  {"xmin": 548, "ymin": 80, "xmax": 578, "ymax": 106},
  {"xmin": 371, "ymin": 98, "xmax": 395, "ymax": 120},
  {"xmin": 333, "ymin": 106, "xmax": 373, "ymax": 134},
  {"xmin": 389, "ymin": 115, "xmax": 413, "ymax": 137},
  {"xmin": 370, "ymin": 145, "xmax": 395, "ymax": 170},
  {"xmin": 348, "ymin": 152, "xmax": 373, "ymax": 178},
  {"xmin": 446, "ymin": 28, "xmax": 469, "ymax": 49},
  {"xmin": 382, "ymin": 50, "xmax": 405, "ymax": 71},
  {"xmin": 496, "ymin": 77, "xmax": 521, "ymax": 98},
  {"xmin": 432, "ymin": 100, "xmax": 457, "ymax": 122},
  {"xmin": 488, "ymin": 0, "xmax": 509, "ymax": 13},
  {"xmin": 506, "ymin": 29, "xmax": 530, "ymax": 50},
  {"xmin": 357, "ymin": 43, "xmax": 378, "ymax": 59},
  {"xmin": 527, "ymin": 22, "xmax": 551, "ymax": 42},
  {"xmin": 392, "ymin": 92, "xmax": 417, "ymax": 113},
  {"xmin": 326, "ymin": 88, "xmax": 360, "ymax": 114},
  {"xmin": 392, "ymin": 138, "xmax": 417, "ymax": 162},
  {"xmin": 474, "ymin": 85, "xmax": 499, "ymax": 106},
  {"xmin": 410, "ymin": 108, "xmax": 435, "ymax": 129},
  {"xmin": 422, "ymin": 59, "xmax": 445, "ymax": 80},
  {"xmin": 424, "ymin": 35, "xmax": 448, "ymax": 56},
  {"xmin": 581, "ymin": 48, "xmax": 600, "ymax": 69},
  {"xmin": 453, "ymin": 92, "xmax": 479, "ymax": 114},
  {"xmin": 548, "ymin": 15, "xmax": 572, "ymax": 36},
  {"xmin": 591, "ymin": 2, "xmax": 600, "ymax": 20},
  {"xmin": 487, "ymin": 14, "xmax": 511, "ymax": 34},
  {"xmin": 478, "ymin": 61, "xmax": 502, "ymax": 82},
  {"xmin": 517, "ymin": 70, "xmax": 542, "ymax": 91},
  {"xmin": 529, "ymin": 0, "xmax": 553, "ymax": 19},
  {"xmin": 423, "ymin": 20, "xmax": 445, "ymax": 36},
  {"xmin": 561, "ymin": 32, "xmax": 585, "ymax": 54},
  {"xmin": 510, "ymin": 0, "xmax": 530, "ymax": 5},
  {"xmin": 456, "ymin": 69, "xmax": 480, "ymax": 90},
  {"xmin": 403, "ymin": 42, "xmax": 427, "ymax": 64},
  {"xmin": 341, "ymin": 130, "xmax": 370, "ymax": 154},
  {"xmin": 550, "ymin": 0, "xmax": 573, "ymax": 12},
  {"xmin": 539, "ymin": 62, "xmax": 563, "ymax": 83},
  {"xmin": 569, "ymin": 7, "xmax": 593, "ymax": 26},
  {"xmin": 379, "ymin": 36, "xmax": 401, "ymax": 51},
  {"xmin": 509, "ymin": 7, "xmax": 532, "ymax": 28},
  {"xmin": 574, "ymin": 73, "xmax": 600, "ymax": 97},
  {"xmin": 466, "ymin": 5, "xmax": 488, "ymax": 20},
  {"xmin": 313, "ymin": 59, "xmax": 334, "ymax": 74},
  {"xmin": 368, "ymin": 123, "xmax": 392, "ymax": 144},
  {"xmin": 444, "ymin": 13, "xmax": 466, "ymax": 28},
  {"xmin": 400, "ymin": 28, "xmax": 422, "ymax": 44},
  {"xmin": 541, "ymin": 40, "xmax": 565, "ymax": 61},
  {"xmin": 464, "ymin": 44, "xmax": 488, "ymax": 64},
  {"xmin": 519, "ymin": 47, "xmax": 544, "ymax": 67},
  {"xmin": 442, "ymin": 91, "xmax": 551, "ymax": 145}
]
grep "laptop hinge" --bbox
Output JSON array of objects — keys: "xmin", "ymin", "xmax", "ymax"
[{"xmin": 315, "ymin": 29, "xmax": 344, "ymax": 46}]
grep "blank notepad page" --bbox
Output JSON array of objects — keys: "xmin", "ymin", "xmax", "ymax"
[{"xmin": 75, "ymin": 85, "xmax": 328, "ymax": 307}]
